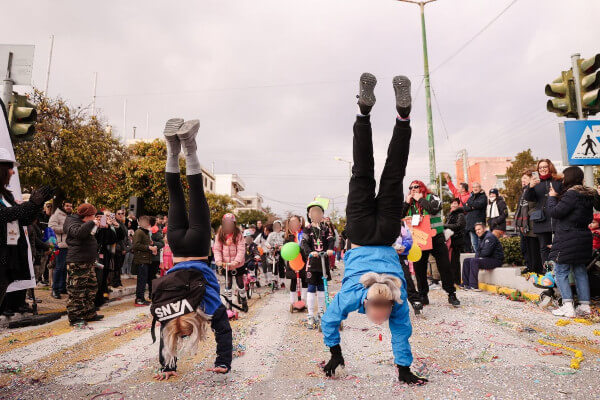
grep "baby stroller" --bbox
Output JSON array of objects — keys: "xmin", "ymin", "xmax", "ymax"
[{"xmin": 535, "ymin": 262, "xmax": 561, "ymax": 309}]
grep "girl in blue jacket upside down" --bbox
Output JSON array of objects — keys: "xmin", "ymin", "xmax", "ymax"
[{"xmin": 320, "ymin": 73, "xmax": 426, "ymax": 385}]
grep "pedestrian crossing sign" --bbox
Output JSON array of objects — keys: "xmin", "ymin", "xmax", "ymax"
[{"xmin": 563, "ymin": 120, "xmax": 600, "ymax": 165}]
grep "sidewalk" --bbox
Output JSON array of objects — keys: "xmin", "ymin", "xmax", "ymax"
[{"xmin": 1, "ymin": 278, "xmax": 138, "ymax": 328}]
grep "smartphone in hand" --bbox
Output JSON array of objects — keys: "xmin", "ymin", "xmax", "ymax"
[{"xmin": 100, "ymin": 215, "xmax": 107, "ymax": 227}]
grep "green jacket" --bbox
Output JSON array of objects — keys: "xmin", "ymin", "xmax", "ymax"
[
  {"xmin": 132, "ymin": 228, "xmax": 153, "ymax": 265},
  {"xmin": 403, "ymin": 194, "xmax": 444, "ymax": 235}
]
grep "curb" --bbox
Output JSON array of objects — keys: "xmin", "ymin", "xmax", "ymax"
[{"xmin": 478, "ymin": 282, "xmax": 540, "ymax": 302}]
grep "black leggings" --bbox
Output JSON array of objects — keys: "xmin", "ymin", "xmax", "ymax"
[
  {"xmin": 166, "ymin": 173, "xmax": 211, "ymax": 257},
  {"xmin": 345, "ymin": 116, "xmax": 411, "ymax": 246}
]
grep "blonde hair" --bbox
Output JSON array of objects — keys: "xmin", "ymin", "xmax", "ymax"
[
  {"xmin": 161, "ymin": 309, "xmax": 211, "ymax": 369},
  {"xmin": 360, "ymin": 272, "xmax": 403, "ymax": 304}
]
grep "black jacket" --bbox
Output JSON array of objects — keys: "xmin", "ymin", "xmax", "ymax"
[
  {"xmin": 151, "ymin": 228, "xmax": 164, "ymax": 263},
  {"xmin": 28, "ymin": 222, "xmax": 49, "ymax": 264},
  {"xmin": 0, "ymin": 192, "xmax": 43, "ymax": 285},
  {"xmin": 444, "ymin": 207, "xmax": 466, "ymax": 246},
  {"xmin": 463, "ymin": 192, "xmax": 487, "ymax": 231},
  {"xmin": 476, "ymin": 231, "xmax": 504, "ymax": 262},
  {"xmin": 487, "ymin": 196, "xmax": 509, "ymax": 232},
  {"xmin": 524, "ymin": 178, "xmax": 564, "ymax": 234},
  {"xmin": 301, "ymin": 223, "xmax": 334, "ymax": 276},
  {"xmin": 64, "ymin": 215, "xmax": 98, "ymax": 264},
  {"xmin": 515, "ymin": 189, "xmax": 536, "ymax": 237},
  {"xmin": 548, "ymin": 185, "xmax": 595, "ymax": 265}
]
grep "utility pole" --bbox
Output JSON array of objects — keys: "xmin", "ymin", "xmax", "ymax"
[
  {"xmin": 44, "ymin": 35, "xmax": 54, "ymax": 95},
  {"xmin": 2, "ymin": 52, "xmax": 13, "ymax": 106},
  {"xmin": 133, "ymin": 126, "xmax": 137, "ymax": 139},
  {"xmin": 92, "ymin": 72, "xmax": 97, "ymax": 116},
  {"xmin": 457, "ymin": 149, "xmax": 469, "ymax": 184},
  {"xmin": 571, "ymin": 53, "xmax": 594, "ymax": 187},
  {"xmin": 397, "ymin": 0, "xmax": 438, "ymax": 187}
]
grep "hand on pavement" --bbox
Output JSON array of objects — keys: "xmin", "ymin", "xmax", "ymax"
[
  {"xmin": 154, "ymin": 371, "xmax": 178, "ymax": 381},
  {"xmin": 323, "ymin": 344, "xmax": 345, "ymax": 377},
  {"xmin": 397, "ymin": 365, "xmax": 428, "ymax": 385}
]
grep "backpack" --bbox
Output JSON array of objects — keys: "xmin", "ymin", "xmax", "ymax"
[{"xmin": 150, "ymin": 268, "xmax": 207, "ymax": 342}]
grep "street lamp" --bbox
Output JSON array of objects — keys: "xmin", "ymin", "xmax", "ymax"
[
  {"xmin": 334, "ymin": 156, "xmax": 352, "ymax": 179},
  {"xmin": 397, "ymin": 0, "xmax": 438, "ymax": 188}
]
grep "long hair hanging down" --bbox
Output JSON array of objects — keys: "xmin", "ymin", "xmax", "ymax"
[
  {"xmin": 359, "ymin": 272, "xmax": 403, "ymax": 304},
  {"xmin": 161, "ymin": 309, "xmax": 212, "ymax": 369}
]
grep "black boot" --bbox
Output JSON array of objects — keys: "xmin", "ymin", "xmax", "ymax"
[
  {"xmin": 51, "ymin": 290, "xmax": 61, "ymax": 299},
  {"xmin": 420, "ymin": 294, "xmax": 430, "ymax": 306},
  {"xmin": 356, "ymin": 73, "xmax": 377, "ymax": 115},
  {"xmin": 448, "ymin": 293, "xmax": 460, "ymax": 307},
  {"xmin": 240, "ymin": 296, "xmax": 248, "ymax": 313},
  {"xmin": 393, "ymin": 75, "xmax": 411, "ymax": 118}
]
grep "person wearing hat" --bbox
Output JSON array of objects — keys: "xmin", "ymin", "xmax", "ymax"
[
  {"xmin": 486, "ymin": 188, "xmax": 509, "ymax": 238},
  {"xmin": 62, "ymin": 203, "xmax": 105, "ymax": 325},
  {"xmin": 0, "ymin": 148, "xmax": 53, "ymax": 316},
  {"xmin": 301, "ymin": 200, "xmax": 335, "ymax": 328},
  {"xmin": 150, "ymin": 118, "xmax": 232, "ymax": 381}
]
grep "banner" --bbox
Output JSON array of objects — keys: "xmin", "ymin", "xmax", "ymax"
[{"xmin": 403, "ymin": 215, "xmax": 436, "ymax": 251}]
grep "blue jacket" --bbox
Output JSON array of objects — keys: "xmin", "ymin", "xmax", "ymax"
[
  {"xmin": 321, "ymin": 246, "xmax": 413, "ymax": 367},
  {"xmin": 167, "ymin": 261, "xmax": 222, "ymax": 316},
  {"xmin": 476, "ymin": 231, "xmax": 504, "ymax": 262}
]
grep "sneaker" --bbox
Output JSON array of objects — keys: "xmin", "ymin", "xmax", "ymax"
[
  {"xmin": 85, "ymin": 314, "xmax": 105, "ymax": 322},
  {"xmin": 51, "ymin": 290, "xmax": 61, "ymax": 299},
  {"xmin": 134, "ymin": 299, "xmax": 150, "ymax": 307},
  {"xmin": 538, "ymin": 294, "xmax": 553, "ymax": 309},
  {"xmin": 552, "ymin": 302, "xmax": 575, "ymax": 318},
  {"xmin": 393, "ymin": 75, "xmax": 411, "ymax": 118},
  {"xmin": 69, "ymin": 319, "xmax": 88, "ymax": 326},
  {"xmin": 429, "ymin": 283, "xmax": 441, "ymax": 290},
  {"xmin": 576, "ymin": 304, "xmax": 591, "ymax": 316},
  {"xmin": 460, "ymin": 285, "xmax": 471, "ymax": 291},
  {"xmin": 412, "ymin": 301, "xmax": 423, "ymax": 314},
  {"xmin": 306, "ymin": 316, "xmax": 318, "ymax": 329},
  {"xmin": 448, "ymin": 293, "xmax": 461, "ymax": 306},
  {"xmin": 471, "ymin": 287, "xmax": 482, "ymax": 292},
  {"xmin": 356, "ymin": 72, "xmax": 377, "ymax": 115}
]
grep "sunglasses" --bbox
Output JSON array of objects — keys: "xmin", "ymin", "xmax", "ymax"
[{"xmin": 409, "ymin": 185, "xmax": 420, "ymax": 190}]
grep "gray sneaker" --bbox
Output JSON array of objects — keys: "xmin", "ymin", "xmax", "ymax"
[
  {"xmin": 393, "ymin": 76, "xmax": 411, "ymax": 118},
  {"xmin": 356, "ymin": 73, "xmax": 377, "ymax": 115},
  {"xmin": 177, "ymin": 119, "xmax": 200, "ymax": 156},
  {"xmin": 163, "ymin": 118, "xmax": 184, "ymax": 156}
]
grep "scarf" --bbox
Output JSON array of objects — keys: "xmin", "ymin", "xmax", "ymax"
[
  {"xmin": 487, "ymin": 200, "xmax": 499, "ymax": 219},
  {"xmin": 539, "ymin": 173, "xmax": 552, "ymax": 180}
]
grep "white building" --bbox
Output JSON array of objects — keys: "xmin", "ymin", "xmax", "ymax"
[
  {"xmin": 215, "ymin": 174, "xmax": 246, "ymax": 208},
  {"xmin": 202, "ymin": 167, "xmax": 216, "ymax": 193},
  {"xmin": 237, "ymin": 193, "xmax": 266, "ymax": 213}
]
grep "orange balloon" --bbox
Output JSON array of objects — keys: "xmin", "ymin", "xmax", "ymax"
[{"xmin": 289, "ymin": 254, "xmax": 305, "ymax": 271}]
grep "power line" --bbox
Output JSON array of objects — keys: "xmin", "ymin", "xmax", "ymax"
[{"xmin": 430, "ymin": 0, "xmax": 520, "ymax": 74}]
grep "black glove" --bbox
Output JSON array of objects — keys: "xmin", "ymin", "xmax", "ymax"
[
  {"xmin": 397, "ymin": 365, "xmax": 428, "ymax": 385},
  {"xmin": 323, "ymin": 344, "xmax": 345, "ymax": 377},
  {"xmin": 30, "ymin": 186, "xmax": 54, "ymax": 206}
]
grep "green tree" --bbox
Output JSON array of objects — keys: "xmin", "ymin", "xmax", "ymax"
[
  {"xmin": 206, "ymin": 193, "xmax": 235, "ymax": 229},
  {"xmin": 102, "ymin": 139, "xmax": 188, "ymax": 214},
  {"xmin": 14, "ymin": 90, "xmax": 126, "ymax": 205},
  {"xmin": 236, "ymin": 209, "xmax": 270, "ymax": 227},
  {"xmin": 501, "ymin": 149, "xmax": 537, "ymax": 210}
]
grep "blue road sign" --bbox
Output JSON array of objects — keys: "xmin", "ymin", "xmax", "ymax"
[{"xmin": 564, "ymin": 120, "xmax": 600, "ymax": 165}]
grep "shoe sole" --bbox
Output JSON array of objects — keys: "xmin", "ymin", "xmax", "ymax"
[
  {"xmin": 358, "ymin": 73, "xmax": 377, "ymax": 107},
  {"xmin": 393, "ymin": 75, "xmax": 411, "ymax": 108},
  {"xmin": 163, "ymin": 118, "xmax": 184, "ymax": 138},
  {"xmin": 177, "ymin": 119, "xmax": 200, "ymax": 141}
]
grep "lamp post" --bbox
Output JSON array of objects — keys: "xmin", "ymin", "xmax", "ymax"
[
  {"xmin": 334, "ymin": 156, "xmax": 353, "ymax": 179},
  {"xmin": 397, "ymin": 0, "xmax": 438, "ymax": 188}
]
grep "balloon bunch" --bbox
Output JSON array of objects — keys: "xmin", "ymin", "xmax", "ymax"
[{"xmin": 281, "ymin": 242, "xmax": 305, "ymax": 271}]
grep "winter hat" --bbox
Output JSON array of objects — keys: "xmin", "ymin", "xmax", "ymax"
[
  {"xmin": 222, "ymin": 213, "xmax": 236, "ymax": 222},
  {"xmin": 243, "ymin": 229, "xmax": 253, "ymax": 237},
  {"xmin": 489, "ymin": 188, "xmax": 499, "ymax": 196},
  {"xmin": 77, "ymin": 203, "xmax": 97, "ymax": 217}
]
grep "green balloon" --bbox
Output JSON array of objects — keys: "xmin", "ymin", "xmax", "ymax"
[{"xmin": 281, "ymin": 242, "xmax": 300, "ymax": 261}]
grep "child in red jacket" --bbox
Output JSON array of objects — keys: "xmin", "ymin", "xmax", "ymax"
[{"xmin": 589, "ymin": 214, "xmax": 600, "ymax": 250}]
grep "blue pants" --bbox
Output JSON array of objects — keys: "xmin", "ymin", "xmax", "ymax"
[
  {"xmin": 135, "ymin": 264, "xmax": 149, "ymax": 300},
  {"xmin": 307, "ymin": 282, "xmax": 324, "ymax": 293},
  {"xmin": 52, "ymin": 248, "xmax": 68, "ymax": 292},
  {"xmin": 554, "ymin": 263, "xmax": 590, "ymax": 303},
  {"xmin": 462, "ymin": 257, "xmax": 501, "ymax": 289}
]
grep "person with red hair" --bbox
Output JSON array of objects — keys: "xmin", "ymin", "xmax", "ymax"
[{"xmin": 403, "ymin": 180, "xmax": 460, "ymax": 306}]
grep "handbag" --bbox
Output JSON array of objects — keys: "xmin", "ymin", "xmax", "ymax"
[{"xmin": 530, "ymin": 181, "xmax": 550, "ymax": 223}]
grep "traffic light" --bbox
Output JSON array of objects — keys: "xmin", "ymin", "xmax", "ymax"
[
  {"xmin": 578, "ymin": 54, "xmax": 600, "ymax": 116},
  {"xmin": 545, "ymin": 70, "xmax": 577, "ymax": 118},
  {"xmin": 7, "ymin": 93, "xmax": 37, "ymax": 141}
]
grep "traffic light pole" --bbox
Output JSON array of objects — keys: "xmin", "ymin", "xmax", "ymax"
[
  {"xmin": 398, "ymin": 0, "xmax": 438, "ymax": 188},
  {"xmin": 571, "ymin": 53, "xmax": 594, "ymax": 187}
]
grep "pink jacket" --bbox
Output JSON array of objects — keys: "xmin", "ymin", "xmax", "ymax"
[{"xmin": 213, "ymin": 232, "xmax": 245, "ymax": 269}]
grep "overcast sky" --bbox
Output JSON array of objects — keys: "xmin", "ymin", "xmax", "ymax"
[{"xmin": 2, "ymin": 0, "xmax": 599, "ymax": 216}]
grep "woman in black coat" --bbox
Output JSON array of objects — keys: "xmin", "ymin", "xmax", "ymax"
[
  {"xmin": 524, "ymin": 159, "xmax": 563, "ymax": 262},
  {"xmin": 486, "ymin": 189, "xmax": 508, "ymax": 237},
  {"xmin": 444, "ymin": 199, "xmax": 466, "ymax": 285},
  {"xmin": 0, "ymin": 160, "xmax": 53, "ymax": 312},
  {"xmin": 547, "ymin": 166, "xmax": 593, "ymax": 318}
]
